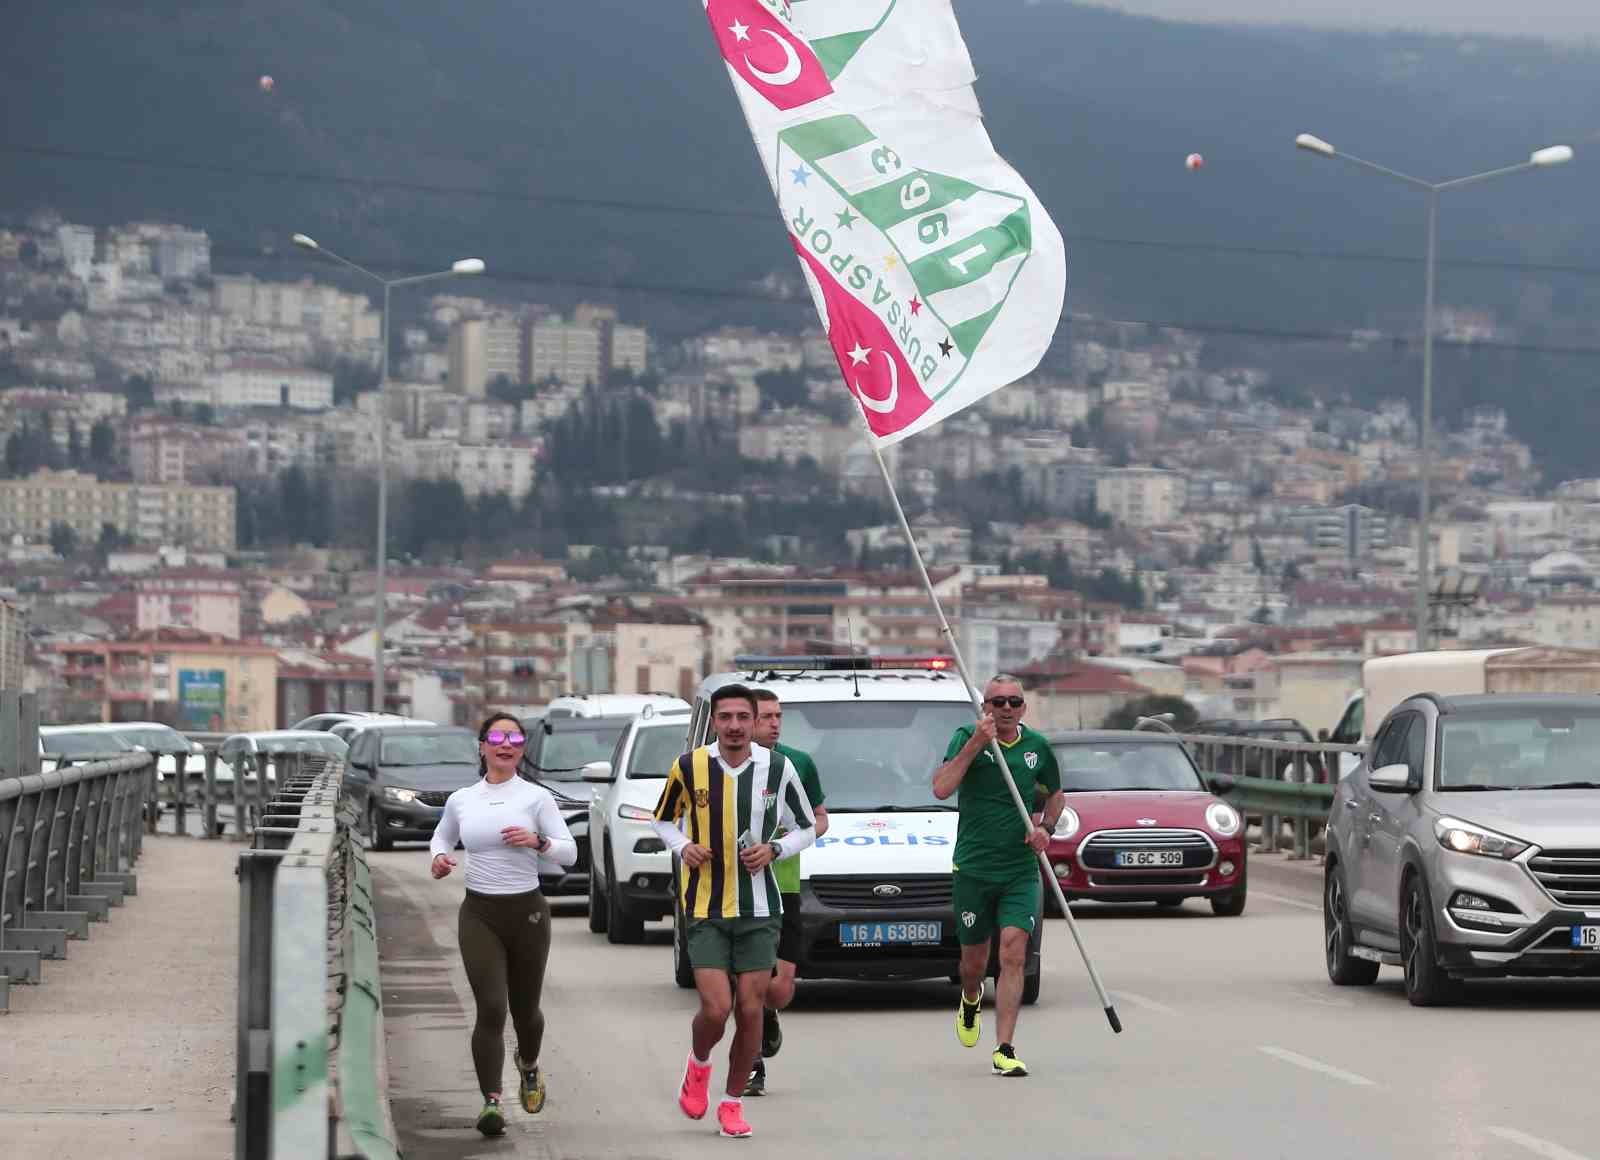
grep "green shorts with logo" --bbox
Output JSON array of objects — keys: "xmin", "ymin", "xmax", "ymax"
[
  {"xmin": 951, "ymin": 870, "xmax": 1041, "ymax": 946},
  {"xmin": 686, "ymin": 915, "xmax": 782, "ymax": 974}
]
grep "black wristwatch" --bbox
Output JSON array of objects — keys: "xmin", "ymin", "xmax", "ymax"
[{"xmin": 768, "ymin": 842, "xmax": 783, "ymax": 861}]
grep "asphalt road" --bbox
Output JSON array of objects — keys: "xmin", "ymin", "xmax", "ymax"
[{"xmin": 373, "ymin": 852, "xmax": 1600, "ymax": 1160}]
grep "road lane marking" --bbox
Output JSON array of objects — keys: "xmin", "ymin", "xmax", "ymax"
[
  {"xmin": 1111, "ymin": 990, "xmax": 1179, "ymax": 1016},
  {"xmin": 1254, "ymin": 889, "xmax": 1321, "ymax": 912},
  {"xmin": 1488, "ymin": 1127, "xmax": 1594, "ymax": 1160},
  {"xmin": 1257, "ymin": 1046, "xmax": 1375, "ymax": 1087}
]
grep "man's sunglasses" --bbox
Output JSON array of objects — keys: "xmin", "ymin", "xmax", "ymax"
[
  {"xmin": 484, "ymin": 730, "xmax": 527, "ymax": 747},
  {"xmin": 987, "ymin": 696, "xmax": 1025, "ymax": 709}
]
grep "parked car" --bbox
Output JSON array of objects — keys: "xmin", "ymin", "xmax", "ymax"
[
  {"xmin": 582, "ymin": 706, "xmax": 692, "ymax": 941},
  {"xmin": 543, "ymin": 693, "xmax": 689, "ymax": 719},
  {"xmin": 1193, "ymin": 717, "xmax": 1326, "ymax": 782},
  {"xmin": 342, "ymin": 724, "xmax": 479, "ymax": 851},
  {"xmin": 217, "ymin": 729, "xmax": 349, "ymax": 769},
  {"xmin": 40, "ymin": 721, "xmax": 236, "ymax": 793},
  {"xmin": 1044, "ymin": 730, "xmax": 1247, "ymax": 915},
  {"xmin": 293, "ymin": 711, "xmax": 420, "ymax": 733},
  {"xmin": 519, "ymin": 715, "xmax": 648, "ymax": 898},
  {"xmin": 1325, "ymin": 692, "xmax": 1600, "ymax": 1005}
]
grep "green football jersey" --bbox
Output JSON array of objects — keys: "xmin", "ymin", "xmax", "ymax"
[
  {"xmin": 946, "ymin": 724, "xmax": 1061, "ymax": 880},
  {"xmin": 771, "ymin": 743, "xmax": 823, "ymax": 895}
]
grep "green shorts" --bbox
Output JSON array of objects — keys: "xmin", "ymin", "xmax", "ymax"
[
  {"xmin": 686, "ymin": 916, "xmax": 782, "ymax": 974},
  {"xmin": 952, "ymin": 870, "xmax": 1041, "ymax": 946}
]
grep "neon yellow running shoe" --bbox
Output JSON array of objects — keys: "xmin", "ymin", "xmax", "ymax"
[
  {"xmin": 475, "ymin": 1096, "xmax": 506, "ymax": 1136},
  {"xmin": 955, "ymin": 982, "xmax": 983, "ymax": 1048},
  {"xmin": 515, "ymin": 1053, "xmax": 546, "ymax": 1114},
  {"xmin": 991, "ymin": 1043, "xmax": 1029, "ymax": 1077}
]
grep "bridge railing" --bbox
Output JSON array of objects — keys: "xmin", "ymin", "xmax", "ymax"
[
  {"xmin": 235, "ymin": 752, "xmax": 398, "ymax": 1160},
  {"xmin": 43, "ymin": 740, "xmax": 310, "ymax": 843},
  {"xmin": 1175, "ymin": 732, "xmax": 1369, "ymax": 860},
  {"xmin": 0, "ymin": 692, "xmax": 156, "ymax": 1012}
]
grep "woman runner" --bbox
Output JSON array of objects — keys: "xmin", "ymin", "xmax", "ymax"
[{"xmin": 430, "ymin": 712, "xmax": 576, "ymax": 1136}]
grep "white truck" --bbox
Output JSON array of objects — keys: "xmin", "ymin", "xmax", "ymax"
[{"xmin": 1330, "ymin": 646, "xmax": 1600, "ymax": 776}]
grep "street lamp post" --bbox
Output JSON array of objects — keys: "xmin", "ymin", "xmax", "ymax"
[
  {"xmin": 1293, "ymin": 136, "xmax": 1572, "ymax": 650},
  {"xmin": 292, "ymin": 234, "xmax": 484, "ymax": 712}
]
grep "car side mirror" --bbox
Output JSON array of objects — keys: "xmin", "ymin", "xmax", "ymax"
[
  {"xmin": 582, "ymin": 760, "xmax": 614, "ymax": 784},
  {"xmin": 1368, "ymin": 762, "xmax": 1413, "ymax": 791},
  {"xmin": 1206, "ymin": 773, "xmax": 1235, "ymax": 795}
]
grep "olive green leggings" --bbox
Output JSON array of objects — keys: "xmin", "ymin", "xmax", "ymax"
[{"xmin": 459, "ymin": 887, "xmax": 551, "ymax": 1098}]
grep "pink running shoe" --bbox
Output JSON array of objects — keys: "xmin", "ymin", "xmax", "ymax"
[
  {"xmin": 678, "ymin": 1056, "xmax": 712, "ymax": 1120},
  {"xmin": 717, "ymin": 1100, "xmax": 753, "ymax": 1139}
]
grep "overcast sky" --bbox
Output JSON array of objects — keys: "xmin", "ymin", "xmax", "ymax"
[{"xmin": 1092, "ymin": 1, "xmax": 1600, "ymax": 41}]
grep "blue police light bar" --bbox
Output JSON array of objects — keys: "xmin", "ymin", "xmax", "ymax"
[{"xmin": 734, "ymin": 654, "xmax": 955, "ymax": 672}]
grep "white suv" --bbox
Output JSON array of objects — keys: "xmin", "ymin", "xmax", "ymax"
[
  {"xmin": 545, "ymin": 693, "xmax": 689, "ymax": 719},
  {"xmin": 583, "ymin": 706, "xmax": 692, "ymax": 942}
]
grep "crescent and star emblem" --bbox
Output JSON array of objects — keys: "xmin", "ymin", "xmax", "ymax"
[
  {"xmin": 745, "ymin": 28, "xmax": 803, "ymax": 86},
  {"xmin": 847, "ymin": 343, "xmax": 899, "ymax": 414}
]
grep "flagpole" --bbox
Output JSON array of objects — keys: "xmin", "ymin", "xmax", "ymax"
[{"xmin": 854, "ymin": 406, "xmax": 1123, "ymax": 1034}]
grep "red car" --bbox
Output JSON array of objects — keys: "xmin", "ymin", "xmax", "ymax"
[{"xmin": 1043, "ymin": 730, "xmax": 1248, "ymax": 916}]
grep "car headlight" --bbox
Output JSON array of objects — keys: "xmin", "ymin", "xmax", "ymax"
[
  {"xmin": 382, "ymin": 786, "xmax": 417, "ymax": 804},
  {"xmin": 1205, "ymin": 802, "xmax": 1241, "ymax": 837},
  {"xmin": 1433, "ymin": 816, "xmax": 1529, "ymax": 860},
  {"xmin": 1052, "ymin": 806, "xmax": 1081, "ymax": 839},
  {"xmin": 618, "ymin": 804, "xmax": 655, "ymax": 822}
]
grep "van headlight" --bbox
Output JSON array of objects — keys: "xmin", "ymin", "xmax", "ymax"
[
  {"xmin": 1205, "ymin": 802, "xmax": 1241, "ymax": 837},
  {"xmin": 1433, "ymin": 816, "xmax": 1528, "ymax": 860},
  {"xmin": 382, "ymin": 786, "xmax": 417, "ymax": 804},
  {"xmin": 1052, "ymin": 806, "xmax": 1081, "ymax": 839},
  {"xmin": 618, "ymin": 804, "xmax": 655, "ymax": 821}
]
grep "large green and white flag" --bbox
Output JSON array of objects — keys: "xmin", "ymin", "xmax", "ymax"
[{"xmin": 703, "ymin": 0, "xmax": 1065, "ymax": 446}]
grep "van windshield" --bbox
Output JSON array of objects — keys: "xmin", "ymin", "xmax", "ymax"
[
  {"xmin": 1439, "ymin": 711, "xmax": 1600, "ymax": 791},
  {"xmin": 770, "ymin": 701, "xmax": 974, "ymax": 811}
]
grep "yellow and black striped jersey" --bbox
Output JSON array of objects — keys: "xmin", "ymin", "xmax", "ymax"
[{"xmin": 652, "ymin": 742, "xmax": 816, "ymax": 920}]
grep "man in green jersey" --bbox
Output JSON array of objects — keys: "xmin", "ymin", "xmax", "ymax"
[
  {"xmin": 932, "ymin": 674, "xmax": 1063, "ymax": 1078},
  {"xmin": 743, "ymin": 688, "xmax": 828, "ymax": 1096}
]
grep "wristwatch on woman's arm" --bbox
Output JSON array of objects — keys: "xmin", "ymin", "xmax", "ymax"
[{"xmin": 768, "ymin": 841, "xmax": 783, "ymax": 862}]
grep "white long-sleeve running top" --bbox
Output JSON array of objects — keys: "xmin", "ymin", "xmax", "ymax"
[{"xmin": 429, "ymin": 775, "xmax": 577, "ymax": 895}]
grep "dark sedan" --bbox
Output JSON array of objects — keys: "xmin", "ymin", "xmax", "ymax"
[
  {"xmin": 519, "ymin": 715, "xmax": 632, "ymax": 899},
  {"xmin": 345, "ymin": 725, "xmax": 480, "ymax": 851}
]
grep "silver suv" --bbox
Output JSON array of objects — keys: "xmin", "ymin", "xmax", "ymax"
[{"xmin": 1324, "ymin": 694, "xmax": 1600, "ymax": 1005}]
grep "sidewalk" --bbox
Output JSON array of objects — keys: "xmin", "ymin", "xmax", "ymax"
[{"xmin": 0, "ymin": 836, "xmax": 237, "ymax": 1160}]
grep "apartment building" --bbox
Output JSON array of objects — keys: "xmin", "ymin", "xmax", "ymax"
[
  {"xmin": 135, "ymin": 572, "xmax": 243, "ymax": 639},
  {"xmin": 1095, "ymin": 467, "xmax": 1187, "ymax": 529},
  {"xmin": 56, "ymin": 631, "xmax": 279, "ymax": 730},
  {"xmin": 0, "ymin": 469, "xmax": 237, "ymax": 551}
]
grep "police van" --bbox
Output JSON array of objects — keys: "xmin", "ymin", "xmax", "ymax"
[{"xmin": 671, "ymin": 655, "xmax": 1043, "ymax": 1003}]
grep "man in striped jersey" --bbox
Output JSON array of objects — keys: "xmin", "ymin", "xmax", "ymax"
[{"xmin": 651, "ymin": 683, "xmax": 818, "ymax": 1139}]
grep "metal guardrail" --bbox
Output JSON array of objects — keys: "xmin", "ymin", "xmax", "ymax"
[
  {"xmin": 44, "ymin": 744, "xmax": 297, "ymax": 843},
  {"xmin": 1177, "ymin": 732, "xmax": 1369, "ymax": 861},
  {"xmin": 235, "ymin": 753, "xmax": 399, "ymax": 1160},
  {"xmin": 0, "ymin": 692, "xmax": 156, "ymax": 1012}
]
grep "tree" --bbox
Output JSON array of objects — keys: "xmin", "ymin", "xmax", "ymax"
[
  {"xmin": 66, "ymin": 420, "xmax": 83, "ymax": 467},
  {"xmin": 755, "ymin": 367, "xmax": 808, "ymax": 411},
  {"xmin": 125, "ymin": 373, "xmax": 155, "ymax": 412},
  {"xmin": 331, "ymin": 358, "xmax": 380, "ymax": 406},
  {"xmin": 89, "ymin": 419, "xmax": 116, "ymax": 466},
  {"xmin": 1100, "ymin": 695, "xmax": 1199, "ymax": 732},
  {"xmin": 48, "ymin": 522, "xmax": 78, "ymax": 559}
]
